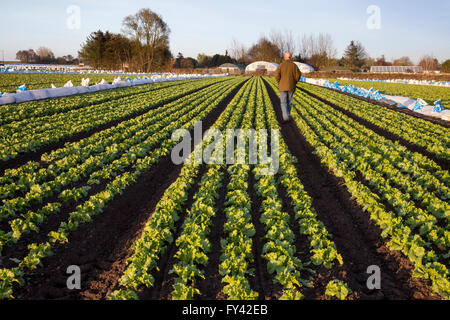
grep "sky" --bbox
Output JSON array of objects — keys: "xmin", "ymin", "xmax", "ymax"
[{"xmin": 1, "ymin": 0, "xmax": 449, "ymax": 64}]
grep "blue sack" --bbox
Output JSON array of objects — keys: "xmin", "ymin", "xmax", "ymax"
[
  {"xmin": 412, "ymin": 99, "xmax": 425, "ymax": 111},
  {"xmin": 433, "ymin": 100, "xmax": 444, "ymax": 113},
  {"xmin": 126, "ymin": 77, "xmax": 132, "ymax": 82},
  {"xmin": 17, "ymin": 84, "xmax": 27, "ymax": 93},
  {"xmin": 373, "ymin": 91, "xmax": 382, "ymax": 101}
]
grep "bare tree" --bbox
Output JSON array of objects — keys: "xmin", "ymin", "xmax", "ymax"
[
  {"xmin": 317, "ymin": 33, "xmax": 337, "ymax": 59},
  {"xmin": 122, "ymin": 8, "xmax": 171, "ymax": 72},
  {"xmin": 269, "ymin": 29, "xmax": 296, "ymax": 57},
  {"xmin": 296, "ymin": 33, "xmax": 336, "ymax": 69},
  {"xmin": 297, "ymin": 33, "xmax": 335, "ymax": 59},
  {"xmin": 36, "ymin": 47, "xmax": 55, "ymax": 60},
  {"xmin": 393, "ymin": 56, "xmax": 413, "ymax": 66},
  {"xmin": 419, "ymin": 55, "xmax": 438, "ymax": 71},
  {"xmin": 374, "ymin": 55, "xmax": 392, "ymax": 66},
  {"xmin": 298, "ymin": 34, "xmax": 313, "ymax": 60},
  {"xmin": 228, "ymin": 38, "xmax": 248, "ymax": 64}
]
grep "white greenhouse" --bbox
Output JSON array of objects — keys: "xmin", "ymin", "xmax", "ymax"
[
  {"xmin": 245, "ymin": 61, "xmax": 279, "ymax": 74},
  {"xmin": 294, "ymin": 62, "xmax": 314, "ymax": 73}
]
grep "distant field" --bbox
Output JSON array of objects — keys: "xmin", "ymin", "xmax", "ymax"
[
  {"xmin": 325, "ymin": 78, "xmax": 450, "ymax": 108},
  {"xmin": 0, "ymin": 74, "xmax": 126, "ymax": 93}
]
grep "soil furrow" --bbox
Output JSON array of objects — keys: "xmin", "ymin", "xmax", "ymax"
[
  {"xmin": 140, "ymin": 165, "xmax": 209, "ymax": 300},
  {"xmin": 248, "ymin": 170, "xmax": 281, "ymax": 300},
  {"xmin": 263, "ymin": 78, "xmax": 438, "ymax": 300},
  {"xmin": 195, "ymin": 171, "xmax": 229, "ymax": 300},
  {"xmin": 13, "ymin": 78, "xmax": 247, "ymax": 300}
]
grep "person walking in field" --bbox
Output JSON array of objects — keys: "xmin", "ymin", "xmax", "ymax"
[{"xmin": 274, "ymin": 52, "xmax": 301, "ymax": 123}]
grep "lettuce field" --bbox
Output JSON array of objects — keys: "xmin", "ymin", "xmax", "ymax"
[{"xmin": 0, "ymin": 75, "xmax": 449, "ymax": 300}]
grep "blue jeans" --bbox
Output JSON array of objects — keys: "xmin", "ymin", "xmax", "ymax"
[{"xmin": 280, "ymin": 91, "xmax": 295, "ymax": 121}]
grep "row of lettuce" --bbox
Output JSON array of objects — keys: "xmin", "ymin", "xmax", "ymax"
[
  {"xmin": 2, "ymin": 74, "xmax": 446, "ymax": 299},
  {"xmin": 328, "ymin": 79, "xmax": 450, "ymax": 109},
  {"xmin": 0, "ymin": 77, "xmax": 229, "ymax": 161},
  {"xmin": 266, "ymin": 78, "xmax": 449, "ymax": 299},
  {"xmin": 300, "ymin": 82, "xmax": 449, "ymax": 161},
  {"xmin": 0, "ymin": 74, "xmax": 122, "ymax": 93},
  {"xmin": 109, "ymin": 77, "xmax": 349, "ymax": 300},
  {"xmin": 0, "ymin": 77, "xmax": 247, "ymax": 299}
]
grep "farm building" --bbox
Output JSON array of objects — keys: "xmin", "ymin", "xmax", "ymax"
[
  {"xmin": 294, "ymin": 62, "xmax": 314, "ymax": 73},
  {"xmin": 245, "ymin": 61, "xmax": 279, "ymax": 75},
  {"xmin": 218, "ymin": 63, "xmax": 244, "ymax": 74},
  {"xmin": 370, "ymin": 66, "xmax": 423, "ymax": 73}
]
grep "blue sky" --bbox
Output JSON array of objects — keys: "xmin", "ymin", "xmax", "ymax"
[{"xmin": 1, "ymin": 0, "xmax": 449, "ymax": 63}]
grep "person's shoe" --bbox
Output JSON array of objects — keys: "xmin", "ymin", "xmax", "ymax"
[{"xmin": 281, "ymin": 117, "xmax": 291, "ymax": 124}]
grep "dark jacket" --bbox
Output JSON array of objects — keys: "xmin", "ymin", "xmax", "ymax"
[{"xmin": 275, "ymin": 60, "xmax": 301, "ymax": 92}]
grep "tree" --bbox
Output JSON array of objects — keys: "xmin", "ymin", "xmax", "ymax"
[
  {"xmin": 342, "ymin": 40, "xmax": 367, "ymax": 71},
  {"xmin": 228, "ymin": 39, "xmax": 249, "ymax": 65},
  {"xmin": 180, "ymin": 57, "xmax": 197, "ymax": 69},
  {"xmin": 374, "ymin": 55, "xmax": 392, "ymax": 66},
  {"xmin": 393, "ymin": 56, "xmax": 413, "ymax": 66},
  {"xmin": 173, "ymin": 52, "xmax": 184, "ymax": 68},
  {"xmin": 308, "ymin": 53, "xmax": 329, "ymax": 70},
  {"xmin": 122, "ymin": 8, "xmax": 171, "ymax": 72},
  {"xmin": 173, "ymin": 53, "xmax": 198, "ymax": 69},
  {"xmin": 197, "ymin": 53, "xmax": 210, "ymax": 67},
  {"xmin": 79, "ymin": 30, "xmax": 133, "ymax": 70},
  {"xmin": 247, "ymin": 37, "xmax": 281, "ymax": 62},
  {"xmin": 441, "ymin": 59, "xmax": 450, "ymax": 73},
  {"xmin": 196, "ymin": 53, "xmax": 235, "ymax": 68},
  {"xmin": 296, "ymin": 33, "xmax": 337, "ymax": 69},
  {"xmin": 16, "ymin": 50, "xmax": 29, "ymax": 63},
  {"xmin": 210, "ymin": 54, "xmax": 234, "ymax": 67},
  {"xmin": 363, "ymin": 57, "xmax": 376, "ymax": 68},
  {"xmin": 36, "ymin": 47, "xmax": 55, "ymax": 63},
  {"xmin": 79, "ymin": 30, "xmax": 109, "ymax": 69},
  {"xmin": 419, "ymin": 55, "xmax": 438, "ymax": 71},
  {"xmin": 269, "ymin": 29, "xmax": 296, "ymax": 58},
  {"xmin": 16, "ymin": 49, "xmax": 38, "ymax": 63}
]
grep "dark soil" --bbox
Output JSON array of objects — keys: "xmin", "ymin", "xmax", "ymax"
[
  {"xmin": 275, "ymin": 176, "xmax": 344, "ymax": 300},
  {"xmin": 248, "ymin": 170, "xmax": 282, "ymax": 300},
  {"xmin": 13, "ymin": 78, "xmax": 248, "ymax": 300},
  {"xmin": 7, "ymin": 77, "xmax": 442, "ymax": 300},
  {"xmin": 262, "ymin": 78, "xmax": 439, "ymax": 300},
  {"xmin": 138, "ymin": 165, "xmax": 210, "ymax": 300},
  {"xmin": 0, "ymin": 80, "xmax": 246, "ymax": 264},
  {"xmin": 194, "ymin": 172, "xmax": 229, "ymax": 300}
]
